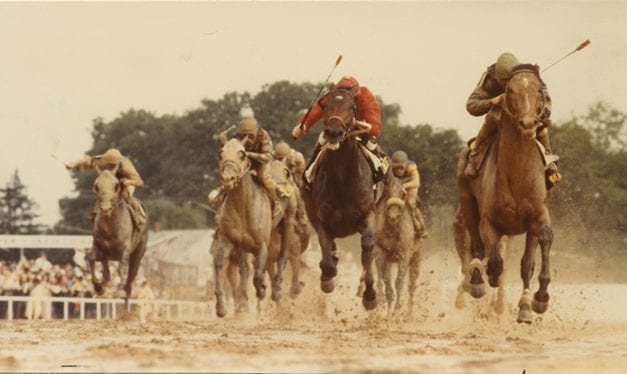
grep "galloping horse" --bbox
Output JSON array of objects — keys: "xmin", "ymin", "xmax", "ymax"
[
  {"xmin": 213, "ymin": 139, "xmax": 285, "ymax": 317},
  {"xmin": 89, "ymin": 170, "xmax": 148, "ymax": 309},
  {"xmin": 454, "ymin": 64, "xmax": 554, "ymax": 323},
  {"xmin": 266, "ymin": 159, "xmax": 310, "ymax": 299},
  {"xmin": 301, "ymin": 88, "xmax": 390, "ymax": 310},
  {"xmin": 374, "ymin": 178, "xmax": 421, "ymax": 313}
]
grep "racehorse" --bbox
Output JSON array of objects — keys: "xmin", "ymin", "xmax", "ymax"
[
  {"xmin": 374, "ymin": 177, "xmax": 421, "ymax": 313},
  {"xmin": 301, "ymin": 88, "xmax": 390, "ymax": 310},
  {"xmin": 454, "ymin": 64, "xmax": 554, "ymax": 323},
  {"xmin": 88, "ymin": 170, "xmax": 148, "ymax": 310},
  {"xmin": 213, "ymin": 139, "xmax": 284, "ymax": 317}
]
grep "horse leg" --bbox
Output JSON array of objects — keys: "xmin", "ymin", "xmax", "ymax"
[
  {"xmin": 480, "ymin": 223, "xmax": 503, "ymax": 288},
  {"xmin": 360, "ymin": 213, "xmax": 377, "ymax": 310},
  {"xmin": 289, "ymin": 246, "xmax": 302, "ymax": 298},
  {"xmin": 453, "ymin": 208, "xmax": 471, "ymax": 307},
  {"xmin": 407, "ymin": 248, "xmax": 420, "ymax": 315},
  {"xmin": 395, "ymin": 254, "xmax": 409, "ymax": 312},
  {"xmin": 532, "ymin": 224, "xmax": 553, "ymax": 314},
  {"xmin": 318, "ymin": 230, "xmax": 338, "ymax": 294},
  {"xmin": 381, "ymin": 257, "xmax": 393, "ymax": 311},
  {"xmin": 374, "ymin": 248, "xmax": 385, "ymax": 298},
  {"xmin": 459, "ymin": 198, "xmax": 487, "ymax": 299},
  {"xmin": 213, "ymin": 237, "xmax": 228, "ymax": 318},
  {"xmin": 253, "ymin": 243, "xmax": 268, "ymax": 300},
  {"xmin": 123, "ymin": 246, "xmax": 143, "ymax": 309},
  {"xmin": 226, "ymin": 254, "xmax": 241, "ymax": 312},
  {"xmin": 87, "ymin": 248, "xmax": 104, "ymax": 295},
  {"xmin": 236, "ymin": 249, "xmax": 250, "ymax": 313},
  {"xmin": 517, "ymin": 233, "xmax": 537, "ymax": 323}
]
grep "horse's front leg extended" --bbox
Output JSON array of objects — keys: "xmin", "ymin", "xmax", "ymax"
[
  {"xmin": 236, "ymin": 248, "xmax": 249, "ymax": 313},
  {"xmin": 87, "ymin": 248, "xmax": 103, "ymax": 295},
  {"xmin": 253, "ymin": 243, "xmax": 268, "ymax": 300},
  {"xmin": 213, "ymin": 236, "xmax": 227, "ymax": 318},
  {"xmin": 360, "ymin": 212, "xmax": 377, "ymax": 310},
  {"xmin": 533, "ymin": 224, "xmax": 553, "ymax": 315},
  {"xmin": 395, "ymin": 253, "xmax": 410, "ymax": 311},
  {"xmin": 480, "ymin": 222, "xmax": 503, "ymax": 288},
  {"xmin": 318, "ymin": 229, "xmax": 338, "ymax": 294}
]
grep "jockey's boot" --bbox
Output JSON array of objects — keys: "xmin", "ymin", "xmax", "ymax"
[
  {"xmin": 363, "ymin": 136, "xmax": 386, "ymax": 183},
  {"xmin": 464, "ymin": 141, "xmax": 481, "ymax": 178},
  {"xmin": 537, "ymin": 126, "xmax": 561, "ymax": 190},
  {"xmin": 207, "ymin": 186, "xmax": 225, "ymax": 206},
  {"xmin": 413, "ymin": 209, "xmax": 428, "ymax": 239},
  {"xmin": 129, "ymin": 198, "xmax": 146, "ymax": 228},
  {"xmin": 303, "ymin": 141, "xmax": 324, "ymax": 190}
]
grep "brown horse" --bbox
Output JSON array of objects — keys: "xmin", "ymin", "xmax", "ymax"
[
  {"xmin": 301, "ymin": 88, "xmax": 390, "ymax": 310},
  {"xmin": 88, "ymin": 170, "xmax": 148, "ymax": 309},
  {"xmin": 267, "ymin": 159, "xmax": 311, "ymax": 298},
  {"xmin": 374, "ymin": 178, "xmax": 422, "ymax": 313},
  {"xmin": 213, "ymin": 139, "xmax": 286, "ymax": 317},
  {"xmin": 455, "ymin": 64, "xmax": 554, "ymax": 323}
]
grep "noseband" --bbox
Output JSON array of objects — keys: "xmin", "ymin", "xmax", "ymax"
[{"xmin": 220, "ymin": 157, "xmax": 250, "ymax": 184}]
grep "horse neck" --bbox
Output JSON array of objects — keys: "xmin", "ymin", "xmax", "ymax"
[
  {"xmin": 329, "ymin": 138, "xmax": 366, "ymax": 179},
  {"xmin": 495, "ymin": 113, "xmax": 543, "ymax": 190},
  {"xmin": 95, "ymin": 199, "xmax": 127, "ymax": 235},
  {"xmin": 223, "ymin": 172, "xmax": 255, "ymax": 211}
]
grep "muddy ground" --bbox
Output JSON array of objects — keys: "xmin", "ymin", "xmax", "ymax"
[{"xmin": 2, "ymin": 234, "xmax": 627, "ymax": 373}]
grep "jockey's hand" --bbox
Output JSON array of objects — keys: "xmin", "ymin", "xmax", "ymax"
[
  {"xmin": 355, "ymin": 120, "xmax": 372, "ymax": 130},
  {"xmin": 64, "ymin": 162, "xmax": 76, "ymax": 171},
  {"xmin": 292, "ymin": 124, "xmax": 306, "ymax": 139},
  {"xmin": 490, "ymin": 94, "xmax": 503, "ymax": 107}
]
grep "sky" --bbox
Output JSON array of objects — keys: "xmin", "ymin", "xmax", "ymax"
[{"xmin": 1, "ymin": 1, "xmax": 626, "ymax": 227}]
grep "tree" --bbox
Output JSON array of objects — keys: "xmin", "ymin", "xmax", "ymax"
[{"xmin": 0, "ymin": 170, "xmax": 42, "ymax": 235}]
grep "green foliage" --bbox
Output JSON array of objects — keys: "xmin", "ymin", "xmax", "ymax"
[
  {"xmin": 552, "ymin": 101, "xmax": 627, "ymax": 232},
  {"xmin": 0, "ymin": 170, "xmax": 43, "ymax": 235}
]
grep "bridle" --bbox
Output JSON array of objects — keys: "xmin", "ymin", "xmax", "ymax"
[
  {"xmin": 502, "ymin": 68, "xmax": 544, "ymax": 125},
  {"xmin": 219, "ymin": 148, "xmax": 251, "ymax": 186}
]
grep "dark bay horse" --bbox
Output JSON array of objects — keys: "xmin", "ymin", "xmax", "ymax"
[
  {"xmin": 454, "ymin": 64, "xmax": 554, "ymax": 323},
  {"xmin": 89, "ymin": 170, "xmax": 148, "ymax": 309},
  {"xmin": 301, "ymin": 88, "xmax": 390, "ymax": 310}
]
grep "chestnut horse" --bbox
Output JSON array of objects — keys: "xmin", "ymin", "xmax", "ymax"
[{"xmin": 455, "ymin": 64, "xmax": 554, "ymax": 323}]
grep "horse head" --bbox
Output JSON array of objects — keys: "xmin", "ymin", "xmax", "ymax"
[
  {"xmin": 503, "ymin": 64, "xmax": 545, "ymax": 140},
  {"xmin": 93, "ymin": 170, "xmax": 122, "ymax": 217},
  {"xmin": 385, "ymin": 197, "xmax": 405, "ymax": 226},
  {"xmin": 218, "ymin": 138, "xmax": 251, "ymax": 190},
  {"xmin": 321, "ymin": 89, "xmax": 356, "ymax": 150}
]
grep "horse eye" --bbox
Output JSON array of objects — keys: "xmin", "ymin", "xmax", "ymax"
[
  {"xmin": 507, "ymin": 87, "xmax": 513, "ymax": 94},
  {"xmin": 93, "ymin": 184, "xmax": 99, "ymax": 193}
]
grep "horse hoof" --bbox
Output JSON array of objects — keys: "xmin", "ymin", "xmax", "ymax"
[
  {"xmin": 321, "ymin": 279, "xmax": 335, "ymax": 294},
  {"xmin": 469, "ymin": 283, "xmax": 485, "ymax": 299},
  {"xmin": 216, "ymin": 303, "xmax": 227, "ymax": 318},
  {"xmin": 517, "ymin": 306, "xmax": 533, "ymax": 324},
  {"xmin": 362, "ymin": 288, "xmax": 377, "ymax": 310},
  {"xmin": 363, "ymin": 297, "xmax": 377, "ymax": 310},
  {"xmin": 488, "ymin": 276, "xmax": 500, "ymax": 288},
  {"xmin": 289, "ymin": 286, "xmax": 302, "ymax": 299},
  {"xmin": 532, "ymin": 298, "xmax": 549, "ymax": 314},
  {"xmin": 271, "ymin": 292, "xmax": 281, "ymax": 303}
]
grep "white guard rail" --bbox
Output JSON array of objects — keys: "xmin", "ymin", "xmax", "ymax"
[{"xmin": 0, "ymin": 296, "xmax": 212, "ymax": 321}]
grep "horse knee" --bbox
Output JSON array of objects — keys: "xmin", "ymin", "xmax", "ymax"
[{"xmin": 538, "ymin": 225, "xmax": 553, "ymax": 248}]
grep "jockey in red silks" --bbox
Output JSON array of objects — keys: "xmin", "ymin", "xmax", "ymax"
[{"xmin": 291, "ymin": 76, "xmax": 386, "ymax": 185}]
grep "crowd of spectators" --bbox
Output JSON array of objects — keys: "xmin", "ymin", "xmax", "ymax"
[{"xmin": 0, "ymin": 252, "xmax": 135, "ymax": 320}]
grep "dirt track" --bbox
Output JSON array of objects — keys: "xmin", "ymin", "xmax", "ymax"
[{"xmin": 2, "ymin": 239, "xmax": 627, "ymax": 373}]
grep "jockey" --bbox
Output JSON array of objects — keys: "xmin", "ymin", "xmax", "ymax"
[
  {"xmin": 274, "ymin": 141, "xmax": 306, "ymax": 178},
  {"xmin": 390, "ymin": 150, "xmax": 428, "ymax": 239},
  {"xmin": 274, "ymin": 141, "xmax": 308, "ymax": 226},
  {"xmin": 466, "ymin": 52, "xmax": 560, "ymax": 186},
  {"xmin": 212, "ymin": 116, "xmax": 284, "ymax": 217},
  {"xmin": 291, "ymin": 76, "xmax": 385, "ymax": 185},
  {"xmin": 65, "ymin": 148, "xmax": 146, "ymax": 227}
]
